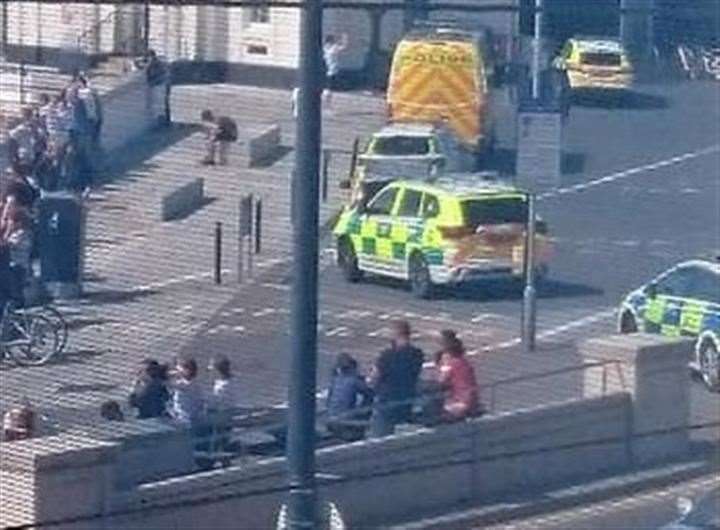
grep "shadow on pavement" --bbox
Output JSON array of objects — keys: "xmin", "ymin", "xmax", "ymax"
[
  {"xmin": 572, "ymin": 90, "xmax": 669, "ymax": 110},
  {"xmin": 250, "ymin": 144, "xmax": 293, "ymax": 168},
  {"xmin": 563, "ymin": 152, "xmax": 587, "ymax": 174},
  {"xmin": 82, "ymin": 288, "xmax": 159, "ymax": 305},
  {"xmin": 96, "ymin": 122, "xmax": 201, "ymax": 186},
  {"xmin": 54, "ymin": 382, "xmax": 119, "ymax": 394}
]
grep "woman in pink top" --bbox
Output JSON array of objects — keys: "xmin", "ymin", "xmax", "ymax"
[{"xmin": 436, "ymin": 330, "xmax": 480, "ymax": 421}]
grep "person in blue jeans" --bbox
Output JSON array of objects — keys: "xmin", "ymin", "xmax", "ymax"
[{"xmin": 369, "ymin": 320, "xmax": 425, "ymax": 438}]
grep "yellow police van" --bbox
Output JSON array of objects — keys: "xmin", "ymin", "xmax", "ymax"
[
  {"xmin": 552, "ymin": 37, "xmax": 634, "ymax": 91},
  {"xmin": 333, "ymin": 175, "xmax": 552, "ymax": 298},
  {"xmin": 386, "ymin": 27, "xmax": 494, "ymax": 153}
]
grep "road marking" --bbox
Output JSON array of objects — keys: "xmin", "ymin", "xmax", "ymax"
[{"xmin": 538, "ymin": 144, "xmax": 720, "ymax": 201}]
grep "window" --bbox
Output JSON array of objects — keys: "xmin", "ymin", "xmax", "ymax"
[
  {"xmin": 686, "ymin": 266, "xmax": 720, "ymax": 304},
  {"xmin": 397, "ymin": 189, "xmax": 423, "ymax": 217},
  {"xmin": 421, "ymin": 194, "xmax": 440, "ymax": 219},
  {"xmin": 656, "ymin": 267, "xmax": 694, "ymax": 298},
  {"xmin": 249, "ymin": 6, "xmax": 270, "ymax": 24},
  {"xmin": 366, "ymin": 187, "xmax": 398, "ymax": 216},
  {"xmin": 372, "ymin": 136, "xmax": 430, "ymax": 156},
  {"xmin": 580, "ymin": 52, "xmax": 622, "ymax": 66},
  {"xmin": 461, "ymin": 197, "xmax": 528, "ymax": 227},
  {"xmin": 246, "ymin": 44, "xmax": 268, "ymax": 55}
]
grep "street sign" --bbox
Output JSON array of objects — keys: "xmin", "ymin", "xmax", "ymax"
[{"xmin": 516, "ymin": 110, "xmax": 563, "ymax": 192}]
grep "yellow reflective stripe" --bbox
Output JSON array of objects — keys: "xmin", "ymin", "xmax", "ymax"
[
  {"xmin": 680, "ymin": 302, "xmax": 705, "ymax": 334},
  {"xmin": 645, "ymin": 298, "xmax": 665, "ymax": 324},
  {"xmin": 376, "ymin": 237, "xmax": 393, "ymax": 259},
  {"xmin": 661, "ymin": 324, "xmax": 681, "ymax": 337},
  {"xmin": 391, "ymin": 222, "xmax": 409, "ymax": 244}
]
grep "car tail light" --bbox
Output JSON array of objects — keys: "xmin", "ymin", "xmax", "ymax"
[{"xmin": 439, "ymin": 226, "xmax": 474, "ymax": 239}]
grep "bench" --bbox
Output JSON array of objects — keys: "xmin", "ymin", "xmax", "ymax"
[
  {"xmin": 160, "ymin": 178, "xmax": 204, "ymax": 221},
  {"xmin": 245, "ymin": 124, "xmax": 281, "ymax": 167}
]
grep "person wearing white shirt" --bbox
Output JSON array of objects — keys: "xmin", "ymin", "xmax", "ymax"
[
  {"xmin": 168, "ymin": 357, "xmax": 205, "ymax": 428},
  {"xmin": 208, "ymin": 356, "xmax": 240, "ymax": 453},
  {"xmin": 322, "ymin": 33, "xmax": 348, "ymax": 110}
]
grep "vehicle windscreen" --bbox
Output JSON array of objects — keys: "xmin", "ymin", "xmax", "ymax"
[
  {"xmin": 461, "ymin": 197, "xmax": 528, "ymax": 227},
  {"xmin": 581, "ymin": 52, "xmax": 622, "ymax": 67},
  {"xmin": 372, "ymin": 136, "xmax": 430, "ymax": 156}
]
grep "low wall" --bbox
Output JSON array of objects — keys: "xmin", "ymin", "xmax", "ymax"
[
  {"xmin": 246, "ymin": 124, "xmax": 281, "ymax": 167},
  {"xmin": 160, "ymin": 178, "xmax": 205, "ymax": 221},
  {"xmin": 0, "ymin": 335, "xmax": 692, "ymax": 529}
]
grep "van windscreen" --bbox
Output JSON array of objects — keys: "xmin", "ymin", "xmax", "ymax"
[
  {"xmin": 373, "ymin": 136, "xmax": 430, "ymax": 156},
  {"xmin": 461, "ymin": 197, "xmax": 527, "ymax": 227},
  {"xmin": 580, "ymin": 52, "xmax": 622, "ymax": 67}
]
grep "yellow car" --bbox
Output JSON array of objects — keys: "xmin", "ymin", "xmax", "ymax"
[
  {"xmin": 333, "ymin": 175, "xmax": 552, "ymax": 298},
  {"xmin": 553, "ymin": 37, "xmax": 634, "ymax": 91}
]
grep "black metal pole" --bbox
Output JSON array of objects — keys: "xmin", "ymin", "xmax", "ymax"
[
  {"xmin": 144, "ymin": 0, "xmax": 150, "ymax": 53},
  {"xmin": 255, "ymin": 198, "xmax": 262, "ymax": 254},
  {"xmin": 287, "ymin": 0, "xmax": 322, "ymax": 527},
  {"xmin": 321, "ymin": 149, "xmax": 330, "ymax": 203},
  {"xmin": 214, "ymin": 222, "xmax": 222, "ymax": 285}
]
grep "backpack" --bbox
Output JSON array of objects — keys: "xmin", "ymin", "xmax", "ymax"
[{"xmin": 217, "ymin": 117, "xmax": 238, "ymax": 142}]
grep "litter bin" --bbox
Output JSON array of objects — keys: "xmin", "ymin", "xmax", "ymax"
[{"xmin": 38, "ymin": 192, "xmax": 85, "ymax": 299}]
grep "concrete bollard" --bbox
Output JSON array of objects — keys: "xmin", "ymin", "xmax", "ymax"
[{"xmin": 580, "ymin": 333, "xmax": 693, "ymax": 466}]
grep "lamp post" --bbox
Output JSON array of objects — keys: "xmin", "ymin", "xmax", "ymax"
[{"xmin": 286, "ymin": 0, "xmax": 322, "ymax": 527}]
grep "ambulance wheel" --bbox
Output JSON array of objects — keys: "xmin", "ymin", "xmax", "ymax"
[
  {"xmin": 698, "ymin": 340, "xmax": 719, "ymax": 392},
  {"xmin": 619, "ymin": 311, "xmax": 638, "ymax": 334},
  {"xmin": 338, "ymin": 238, "xmax": 362, "ymax": 283},
  {"xmin": 410, "ymin": 255, "xmax": 433, "ymax": 299}
]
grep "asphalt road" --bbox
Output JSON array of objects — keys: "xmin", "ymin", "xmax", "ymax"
[
  {"xmin": 483, "ymin": 474, "xmax": 720, "ymax": 530},
  {"xmin": 187, "ymin": 80, "xmax": 720, "ymax": 431}
]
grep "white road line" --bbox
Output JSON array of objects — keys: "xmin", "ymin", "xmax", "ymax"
[{"xmin": 538, "ymin": 144, "xmax": 720, "ymax": 201}]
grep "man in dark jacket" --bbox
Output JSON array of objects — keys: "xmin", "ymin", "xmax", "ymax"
[
  {"xmin": 128, "ymin": 359, "xmax": 170, "ymax": 419},
  {"xmin": 369, "ymin": 320, "xmax": 425, "ymax": 438},
  {"xmin": 200, "ymin": 110, "xmax": 237, "ymax": 166}
]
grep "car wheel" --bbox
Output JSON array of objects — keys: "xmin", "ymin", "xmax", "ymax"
[
  {"xmin": 409, "ymin": 255, "xmax": 433, "ymax": 299},
  {"xmin": 698, "ymin": 341, "xmax": 720, "ymax": 392},
  {"xmin": 619, "ymin": 311, "xmax": 638, "ymax": 334},
  {"xmin": 337, "ymin": 238, "xmax": 362, "ymax": 283}
]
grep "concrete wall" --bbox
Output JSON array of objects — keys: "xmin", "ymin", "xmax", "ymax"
[{"xmin": 0, "ymin": 335, "xmax": 692, "ymax": 529}]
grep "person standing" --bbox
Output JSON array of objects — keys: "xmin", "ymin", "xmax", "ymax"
[
  {"xmin": 76, "ymin": 75, "xmax": 103, "ymax": 151},
  {"xmin": 322, "ymin": 33, "xmax": 348, "ymax": 110},
  {"xmin": 435, "ymin": 330, "xmax": 480, "ymax": 422},
  {"xmin": 199, "ymin": 110, "xmax": 237, "ymax": 166},
  {"xmin": 369, "ymin": 320, "xmax": 424, "ymax": 438},
  {"xmin": 206, "ymin": 355, "xmax": 241, "ymax": 454},
  {"xmin": 168, "ymin": 356, "xmax": 205, "ymax": 428}
]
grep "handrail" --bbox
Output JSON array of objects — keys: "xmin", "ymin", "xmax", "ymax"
[
  {"xmin": 486, "ymin": 360, "xmax": 626, "ymax": 413},
  {"xmin": 76, "ymin": 9, "xmax": 119, "ymax": 51}
]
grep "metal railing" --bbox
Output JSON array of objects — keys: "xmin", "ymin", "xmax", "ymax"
[{"xmin": 484, "ymin": 359, "xmax": 627, "ymax": 414}]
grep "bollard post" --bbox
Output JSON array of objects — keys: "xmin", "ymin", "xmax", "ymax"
[
  {"xmin": 348, "ymin": 137, "xmax": 360, "ymax": 180},
  {"xmin": 522, "ymin": 194, "xmax": 537, "ymax": 352},
  {"xmin": 239, "ymin": 195, "xmax": 253, "ymax": 283},
  {"xmin": 321, "ymin": 149, "xmax": 330, "ymax": 203},
  {"xmin": 255, "ymin": 198, "xmax": 262, "ymax": 254},
  {"xmin": 214, "ymin": 222, "xmax": 222, "ymax": 285}
]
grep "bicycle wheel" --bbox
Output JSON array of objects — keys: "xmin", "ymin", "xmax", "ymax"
[
  {"xmin": 40, "ymin": 306, "xmax": 69, "ymax": 355},
  {"xmin": 10, "ymin": 314, "xmax": 60, "ymax": 367}
]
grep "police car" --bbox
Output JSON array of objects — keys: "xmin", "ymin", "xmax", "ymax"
[
  {"xmin": 553, "ymin": 36, "xmax": 634, "ymax": 91},
  {"xmin": 333, "ymin": 175, "xmax": 552, "ymax": 299},
  {"xmin": 617, "ymin": 259, "xmax": 720, "ymax": 391}
]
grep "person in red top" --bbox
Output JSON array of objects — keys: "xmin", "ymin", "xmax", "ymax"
[{"xmin": 435, "ymin": 330, "xmax": 481, "ymax": 421}]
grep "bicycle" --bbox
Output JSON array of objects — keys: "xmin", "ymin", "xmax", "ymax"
[
  {"xmin": 1, "ymin": 302, "xmax": 61, "ymax": 366},
  {"xmin": 23, "ymin": 304, "xmax": 69, "ymax": 355}
]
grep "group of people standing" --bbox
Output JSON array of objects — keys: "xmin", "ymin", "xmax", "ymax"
[
  {"xmin": 7, "ymin": 71, "xmax": 103, "ymax": 196},
  {"xmin": 327, "ymin": 320, "xmax": 481, "ymax": 440}
]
